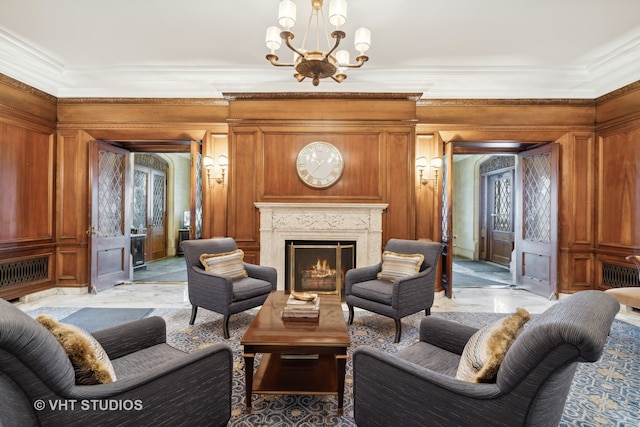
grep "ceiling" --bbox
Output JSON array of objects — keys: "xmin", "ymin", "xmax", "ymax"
[{"xmin": 1, "ymin": 0, "xmax": 639, "ymax": 99}]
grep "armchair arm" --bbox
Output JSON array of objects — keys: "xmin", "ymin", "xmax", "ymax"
[
  {"xmin": 244, "ymin": 263, "xmax": 277, "ymax": 290},
  {"xmin": 58, "ymin": 343, "xmax": 233, "ymax": 427},
  {"xmin": 92, "ymin": 316, "xmax": 167, "ymax": 360},
  {"xmin": 419, "ymin": 316, "xmax": 478, "ymax": 355},
  {"xmin": 345, "ymin": 263, "xmax": 382, "ymax": 295},
  {"xmin": 187, "ymin": 265, "xmax": 233, "ymax": 304},
  {"xmin": 353, "ymin": 346, "xmax": 502, "ymax": 427},
  {"xmin": 392, "ymin": 267, "xmax": 436, "ymax": 311}
]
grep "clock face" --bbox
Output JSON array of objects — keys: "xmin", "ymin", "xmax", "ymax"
[{"xmin": 296, "ymin": 141, "xmax": 344, "ymax": 189}]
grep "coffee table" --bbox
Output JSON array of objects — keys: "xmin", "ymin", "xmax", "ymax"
[{"xmin": 241, "ymin": 291, "xmax": 350, "ymax": 415}]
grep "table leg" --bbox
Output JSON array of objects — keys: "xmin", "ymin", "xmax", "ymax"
[
  {"xmin": 336, "ymin": 354, "xmax": 348, "ymax": 416},
  {"xmin": 243, "ymin": 353, "xmax": 255, "ymax": 414}
]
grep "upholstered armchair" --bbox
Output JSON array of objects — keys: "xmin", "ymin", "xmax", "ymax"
[
  {"xmin": 345, "ymin": 239, "xmax": 443, "ymax": 342},
  {"xmin": 352, "ymin": 290, "xmax": 619, "ymax": 427},
  {"xmin": 0, "ymin": 299, "xmax": 232, "ymax": 427},
  {"xmin": 181, "ymin": 237, "xmax": 276, "ymax": 338}
]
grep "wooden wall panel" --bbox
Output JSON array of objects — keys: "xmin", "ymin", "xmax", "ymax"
[
  {"xmin": 597, "ymin": 128, "xmax": 640, "ymax": 248},
  {"xmin": 261, "ymin": 131, "xmax": 382, "ymax": 200},
  {"xmin": 0, "ymin": 123, "xmax": 54, "ymax": 242},
  {"xmin": 383, "ymin": 131, "xmax": 415, "ymax": 241}
]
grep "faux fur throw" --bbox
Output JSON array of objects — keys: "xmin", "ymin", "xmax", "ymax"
[
  {"xmin": 456, "ymin": 307, "xmax": 531, "ymax": 383},
  {"xmin": 36, "ymin": 315, "xmax": 116, "ymax": 385}
]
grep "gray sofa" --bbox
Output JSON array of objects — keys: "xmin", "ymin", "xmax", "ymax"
[
  {"xmin": 352, "ymin": 290, "xmax": 620, "ymax": 427},
  {"xmin": 0, "ymin": 299, "xmax": 232, "ymax": 427}
]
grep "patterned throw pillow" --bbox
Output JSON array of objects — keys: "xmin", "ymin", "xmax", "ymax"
[
  {"xmin": 36, "ymin": 315, "xmax": 117, "ymax": 385},
  {"xmin": 376, "ymin": 251, "xmax": 424, "ymax": 282},
  {"xmin": 200, "ymin": 249, "xmax": 248, "ymax": 280},
  {"xmin": 455, "ymin": 308, "xmax": 530, "ymax": 383}
]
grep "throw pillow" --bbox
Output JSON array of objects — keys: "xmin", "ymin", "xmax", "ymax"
[
  {"xmin": 455, "ymin": 307, "xmax": 530, "ymax": 383},
  {"xmin": 377, "ymin": 251, "xmax": 424, "ymax": 282},
  {"xmin": 200, "ymin": 249, "xmax": 248, "ymax": 280},
  {"xmin": 36, "ymin": 315, "xmax": 117, "ymax": 385}
]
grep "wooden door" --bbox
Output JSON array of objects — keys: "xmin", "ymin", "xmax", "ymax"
[
  {"xmin": 487, "ymin": 170, "xmax": 514, "ymax": 265},
  {"xmin": 440, "ymin": 142, "xmax": 454, "ymax": 298},
  {"xmin": 89, "ymin": 141, "xmax": 131, "ymax": 292},
  {"xmin": 515, "ymin": 143, "xmax": 558, "ymax": 298},
  {"xmin": 147, "ymin": 169, "xmax": 167, "ymax": 260},
  {"xmin": 133, "ymin": 165, "xmax": 166, "ymax": 262}
]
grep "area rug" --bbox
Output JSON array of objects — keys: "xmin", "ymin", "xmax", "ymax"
[
  {"xmin": 28, "ymin": 307, "xmax": 639, "ymax": 426},
  {"xmin": 59, "ymin": 307, "xmax": 154, "ymax": 332}
]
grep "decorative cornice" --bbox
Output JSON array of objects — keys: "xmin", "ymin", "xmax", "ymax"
[
  {"xmin": 0, "ymin": 73, "xmax": 57, "ymax": 104},
  {"xmin": 595, "ymin": 80, "xmax": 640, "ymax": 104},
  {"xmin": 417, "ymin": 98, "xmax": 594, "ymax": 107},
  {"xmin": 56, "ymin": 97, "xmax": 229, "ymax": 106},
  {"xmin": 223, "ymin": 92, "xmax": 423, "ymax": 101}
]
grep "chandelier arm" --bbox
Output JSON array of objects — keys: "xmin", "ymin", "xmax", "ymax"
[
  {"xmin": 324, "ymin": 30, "xmax": 345, "ymax": 59},
  {"xmin": 338, "ymin": 54, "xmax": 369, "ymax": 69},
  {"xmin": 282, "ymin": 35, "xmax": 307, "ymax": 58},
  {"xmin": 266, "ymin": 54, "xmax": 295, "ymax": 67}
]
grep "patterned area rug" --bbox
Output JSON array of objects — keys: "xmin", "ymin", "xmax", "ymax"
[{"xmin": 28, "ymin": 307, "xmax": 639, "ymax": 426}]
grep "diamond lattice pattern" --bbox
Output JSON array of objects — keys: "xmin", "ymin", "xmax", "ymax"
[
  {"xmin": 493, "ymin": 177, "xmax": 512, "ymax": 232},
  {"xmin": 98, "ymin": 151, "xmax": 125, "ymax": 237},
  {"xmin": 524, "ymin": 153, "xmax": 551, "ymax": 242},
  {"xmin": 152, "ymin": 174, "xmax": 165, "ymax": 227}
]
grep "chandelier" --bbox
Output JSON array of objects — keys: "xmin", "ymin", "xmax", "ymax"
[{"xmin": 265, "ymin": 0, "xmax": 371, "ymax": 86}]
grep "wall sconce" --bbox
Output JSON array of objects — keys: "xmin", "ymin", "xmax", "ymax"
[
  {"xmin": 416, "ymin": 156, "xmax": 442, "ymax": 189},
  {"xmin": 203, "ymin": 155, "xmax": 228, "ymax": 188}
]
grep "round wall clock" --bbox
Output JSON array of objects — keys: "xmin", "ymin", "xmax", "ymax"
[{"xmin": 296, "ymin": 141, "xmax": 344, "ymax": 189}]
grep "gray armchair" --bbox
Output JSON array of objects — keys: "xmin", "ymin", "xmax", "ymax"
[
  {"xmin": 352, "ymin": 290, "xmax": 619, "ymax": 427},
  {"xmin": 0, "ymin": 298, "xmax": 232, "ymax": 427},
  {"xmin": 345, "ymin": 239, "xmax": 443, "ymax": 342},
  {"xmin": 181, "ymin": 237, "xmax": 276, "ymax": 338}
]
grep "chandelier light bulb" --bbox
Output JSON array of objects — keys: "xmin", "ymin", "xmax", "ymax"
[
  {"xmin": 354, "ymin": 27, "xmax": 371, "ymax": 53},
  {"xmin": 328, "ymin": 0, "xmax": 347, "ymax": 28},
  {"xmin": 278, "ymin": 0, "xmax": 297, "ymax": 29},
  {"xmin": 265, "ymin": 26, "xmax": 282, "ymax": 51},
  {"xmin": 336, "ymin": 49, "xmax": 349, "ymax": 67}
]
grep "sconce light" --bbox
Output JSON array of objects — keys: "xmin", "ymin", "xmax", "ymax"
[
  {"xmin": 203, "ymin": 155, "xmax": 228, "ymax": 188},
  {"xmin": 416, "ymin": 156, "xmax": 442, "ymax": 189}
]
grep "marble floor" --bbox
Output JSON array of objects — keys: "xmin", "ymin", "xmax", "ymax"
[{"xmin": 15, "ymin": 282, "xmax": 640, "ymax": 327}]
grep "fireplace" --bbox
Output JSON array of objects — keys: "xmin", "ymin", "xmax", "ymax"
[
  {"xmin": 285, "ymin": 241, "xmax": 355, "ymax": 300},
  {"xmin": 255, "ymin": 202, "xmax": 388, "ymax": 291}
]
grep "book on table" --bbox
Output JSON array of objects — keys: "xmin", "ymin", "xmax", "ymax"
[{"xmin": 282, "ymin": 294, "xmax": 320, "ymax": 321}]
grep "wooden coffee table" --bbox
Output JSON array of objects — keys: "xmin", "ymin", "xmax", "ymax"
[{"xmin": 241, "ymin": 291, "xmax": 350, "ymax": 415}]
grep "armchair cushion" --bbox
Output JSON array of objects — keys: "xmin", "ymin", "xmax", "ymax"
[
  {"xmin": 36, "ymin": 315, "xmax": 117, "ymax": 385},
  {"xmin": 456, "ymin": 308, "xmax": 530, "ymax": 383},
  {"xmin": 377, "ymin": 251, "xmax": 424, "ymax": 282},
  {"xmin": 233, "ymin": 277, "xmax": 275, "ymax": 301},
  {"xmin": 199, "ymin": 249, "xmax": 248, "ymax": 280},
  {"xmin": 351, "ymin": 279, "xmax": 394, "ymax": 305}
]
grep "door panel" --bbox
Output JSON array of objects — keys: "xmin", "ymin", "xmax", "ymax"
[
  {"xmin": 149, "ymin": 169, "xmax": 166, "ymax": 260},
  {"xmin": 515, "ymin": 144, "xmax": 558, "ymax": 298},
  {"xmin": 488, "ymin": 170, "xmax": 514, "ymax": 265},
  {"xmin": 441, "ymin": 142, "xmax": 453, "ymax": 298},
  {"xmin": 90, "ymin": 141, "xmax": 131, "ymax": 292}
]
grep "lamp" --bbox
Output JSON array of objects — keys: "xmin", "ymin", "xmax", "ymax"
[
  {"xmin": 416, "ymin": 156, "xmax": 442, "ymax": 189},
  {"xmin": 265, "ymin": 0, "xmax": 371, "ymax": 86},
  {"xmin": 203, "ymin": 155, "xmax": 228, "ymax": 187}
]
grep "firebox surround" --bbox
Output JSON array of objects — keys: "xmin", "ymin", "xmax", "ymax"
[{"xmin": 255, "ymin": 203, "xmax": 388, "ymax": 291}]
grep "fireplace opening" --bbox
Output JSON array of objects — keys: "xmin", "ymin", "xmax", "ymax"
[{"xmin": 285, "ymin": 240, "xmax": 356, "ymax": 301}]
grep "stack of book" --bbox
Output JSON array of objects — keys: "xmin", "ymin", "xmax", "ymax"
[{"xmin": 281, "ymin": 293, "xmax": 320, "ymax": 322}]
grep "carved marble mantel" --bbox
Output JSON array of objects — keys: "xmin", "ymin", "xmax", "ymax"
[{"xmin": 254, "ymin": 203, "xmax": 388, "ymax": 290}]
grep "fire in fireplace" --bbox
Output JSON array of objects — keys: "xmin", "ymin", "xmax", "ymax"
[{"xmin": 285, "ymin": 241, "xmax": 356, "ymax": 301}]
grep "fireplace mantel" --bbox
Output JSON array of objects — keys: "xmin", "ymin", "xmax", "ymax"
[{"xmin": 255, "ymin": 203, "xmax": 388, "ymax": 290}]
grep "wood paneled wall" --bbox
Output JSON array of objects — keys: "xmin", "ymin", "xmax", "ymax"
[
  {"xmin": 2, "ymin": 71, "xmax": 640, "ymax": 299},
  {"xmin": 221, "ymin": 94, "xmax": 421, "ymax": 263},
  {"xmin": 0, "ymin": 76, "xmax": 57, "ymax": 299}
]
